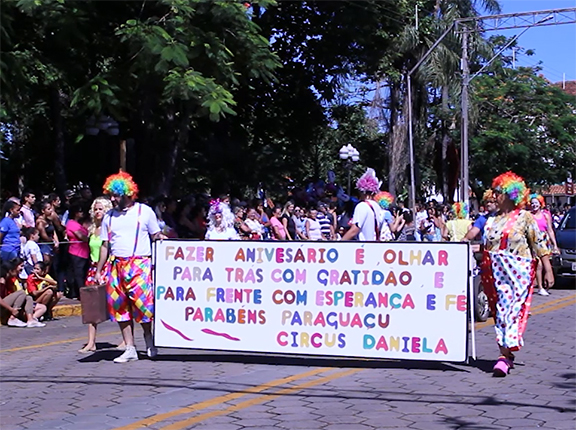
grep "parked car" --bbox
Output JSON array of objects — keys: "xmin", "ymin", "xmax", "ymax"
[
  {"xmin": 552, "ymin": 206, "xmax": 576, "ymax": 282},
  {"xmin": 471, "ymin": 243, "xmax": 490, "ymax": 322}
]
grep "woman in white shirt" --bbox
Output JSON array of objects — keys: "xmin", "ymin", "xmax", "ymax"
[{"xmin": 306, "ymin": 209, "xmax": 323, "ymax": 241}]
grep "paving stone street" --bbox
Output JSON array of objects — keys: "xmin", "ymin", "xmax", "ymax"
[{"xmin": 1, "ymin": 288, "xmax": 575, "ymax": 430}]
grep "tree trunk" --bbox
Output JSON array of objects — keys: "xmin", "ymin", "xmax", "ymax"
[
  {"xmin": 49, "ymin": 85, "xmax": 67, "ymax": 195},
  {"xmin": 388, "ymin": 80, "xmax": 408, "ymax": 198},
  {"xmin": 156, "ymin": 104, "xmax": 190, "ymax": 196},
  {"xmin": 441, "ymin": 86, "xmax": 450, "ymax": 201}
]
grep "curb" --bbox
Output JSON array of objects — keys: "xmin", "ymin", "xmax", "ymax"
[{"xmin": 52, "ymin": 304, "xmax": 82, "ymax": 318}]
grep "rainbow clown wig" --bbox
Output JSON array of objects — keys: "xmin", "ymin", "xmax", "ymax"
[
  {"xmin": 491, "ymin": 171, "xmax": 529, "ymax": 208},
  {"xmin": 356, "ymin": 168, "xmax": 381, "ymax": 194},
  {"xmin": 529, "ymin": 193, "xmax": 545, "ymax": 208},
  {"xmin": 103, "ymin": 171, "xmax": 139, "ymax": 197},
  {"xmin": 451, "ymin": 202, "xmax": 469, "ymax": 219},
  {"xmin": 374, "ymin": 191, "xmax": 394, "ymax": 210}
]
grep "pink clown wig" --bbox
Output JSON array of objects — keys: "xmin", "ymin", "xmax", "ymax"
[
  {"xmin": 529, "ymin": 193, "xmax": 545, "ymax": 208},
  {"xmin": 374, "ymin": 191, "xmax": 394, "ymax": 209},
  {"xmin": 356, "ymin": 168, "xmax": 381, "ymax": 194},
  {"xmin": 492, "ymin": 171, "xmax": 529, "ymax": 208},
  {"xmin": 451, "ymin": 202, "xmax": 469, "ymax": 219},
  {"xmin": 103, "ymin": 171, "xmax": 139, "ymax": 197}
]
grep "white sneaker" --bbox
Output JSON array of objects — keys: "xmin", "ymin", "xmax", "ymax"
[
  {"xmin": 26, "ymin": 320, "xmax": 46, "ymax": 328},
  {"xmin": 113, "ymin": 346, "xmax": 138, "ymax": 363},
  {"xmin": 538, "ymin": 288, "xmax": 550, "ymax": 296},
  {"xmin": 7, "ymin": 318, "xmax": 27, "ymax": 327},
  {"xmin": 144, "ymin": 333, "xmax": 158, "ymax": 358}
]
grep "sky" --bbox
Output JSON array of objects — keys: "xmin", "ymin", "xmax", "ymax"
[{"xmin": 494, "ymin": 0, "xmax": 576, "ymax": 83}]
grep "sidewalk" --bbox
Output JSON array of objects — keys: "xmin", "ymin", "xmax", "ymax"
[{"xmin": 53, "ymin": 297, "xmax": 82, "ymax": 318}]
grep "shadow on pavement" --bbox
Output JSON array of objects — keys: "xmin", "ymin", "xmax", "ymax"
[{"xmin": 98, "ymin": 350, "xmax": 469, "ymax": 372}]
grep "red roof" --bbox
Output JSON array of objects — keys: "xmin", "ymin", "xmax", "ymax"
[
  {"xmin": 541, "ymin": 184, "xmax": 568, "ymax": 195},
  {"xmin": 552, "ymin": 80, "xmax": 576, "ymax": 97}
]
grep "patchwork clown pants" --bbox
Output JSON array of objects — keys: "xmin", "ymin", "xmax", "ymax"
[
  {"xmin": 107, "ymin": 256, "xmax": 154, "ymax": 323},
  {"xmin": 481, "ymin": 250, "xmax": 535, "ymax": 351}
]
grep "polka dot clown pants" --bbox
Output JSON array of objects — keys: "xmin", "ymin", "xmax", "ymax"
[{"xmin": 481, "ymin": 251, "xmax": 536, "ymax": 351}]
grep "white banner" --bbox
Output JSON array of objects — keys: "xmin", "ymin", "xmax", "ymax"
[{"xmin": 154, "ymin": 240, "xmax": 470, "ymax": 362}]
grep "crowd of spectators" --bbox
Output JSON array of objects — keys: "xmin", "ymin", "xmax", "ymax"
[{"xmin": 0, "ymin": 182, "xmax": 573, "ymax": 328}]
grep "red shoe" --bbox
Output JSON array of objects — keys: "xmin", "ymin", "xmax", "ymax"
[{"xmin": 493, "ymin": 356, "xmax": 510, "ymax": 377}]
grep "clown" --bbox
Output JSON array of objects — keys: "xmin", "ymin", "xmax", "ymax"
[
  {"xmin": 480, "ymin": 171, "xmax": 554, "ymax": 377},
  {"xmin": 443, "ymin": 201, "xmax": 472, "ymax": 242},
  {"xmin": 374, "ymin": 191, "xmax": 396, "ymax": 241},
  {"xmin": 205, "ymin": 200, "xmax": 239, "ymax": 240},
  {"xmin": 341, "ymin": 168, "xmax": 384, "ymax": 241},
  {"xmin": 95, "ymin": 171, "xmax": 166, "ymax": 363}
]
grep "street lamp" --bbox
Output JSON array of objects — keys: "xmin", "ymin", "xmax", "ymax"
[
  {"xmin": 86, "ymin": 115, "xmax": 126, "ymax": 171},
  {"xmin": 339, "ymin": 144, "xmax": 360, "ymax": 195}
]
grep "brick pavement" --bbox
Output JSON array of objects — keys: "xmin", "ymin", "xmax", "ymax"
[{"xmin": 1, "ymin": 289, "xmax": 575, "ymax": 430}]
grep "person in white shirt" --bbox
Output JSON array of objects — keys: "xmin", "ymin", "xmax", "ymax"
[
  {"xmin": 21, "ymin": 227, "xmax": 43, "ymax": 275},
  {"xmin": 95, "ymin": 171, "xmax": 165, "ymax": 363},
  {"xmin": 342, "ymin": 168, "xmax": 384, "ymax": 241},
  {"xmin": 20, "ymin": 191, "xmax": 36, "ymax": 228}
]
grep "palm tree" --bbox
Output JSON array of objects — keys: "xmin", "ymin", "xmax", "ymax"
[{"xmin": 371, "ymin": 0, "xmax": 501, "ymax": 202}]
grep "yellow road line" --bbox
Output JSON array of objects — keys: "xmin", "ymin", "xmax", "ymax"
[
  {"xmin": 0, "ymin": 330, "xmax": 121, "ymax": 353},
  {"xmin": 475, "ymin": 294, "xmax": 576, "ymax": 330},
  {"xmin": 160, "ymin": 368, "xmax": 361, "ymax": 430},
  {"xmin": 531, "ymin": 297, "xmax": 576, "ymax": 315},
  {"xmin": 112, "ymin": 367, "xmax": 331, "ymax": 430}
]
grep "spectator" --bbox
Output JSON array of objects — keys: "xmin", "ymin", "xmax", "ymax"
[
  {"xmin": 26, "ymin": 261, "xmax": 62, "ymax": 319},
  {"xmin": 317, "ymin": 203, "xmax": 334, "ymax": 240},
  {"xmin": 270, "ymin": 206, "xmax": 287, "ymax": 240},
  {"xmin": 66, "ymin": 203, "xmax": 90, "ymax": 299},
  {"xmin": 293, "ymin": 206, "xmax": 307, "ymax": 240},
  {"xmin": 20, "ymin": 191, "xmax": 36, "ymax": 228},
  {"xmin": 21, "ymin": 227, "xmax": 43, "ymax": 275},
  {"xmin": 60, "ymin": 189, "xmax": 76, "ymax": 225},
  {"xmin": 443, "ymin": 202, "xmax": 472, "ymax": 242},
  {"xmin": 395, "ymin": 210, "xmax": 416, "ymax": 241},
  {"xmin": 306, "ymin": 208, "xmax": 323, "ymax": 241},
  {"xmin": 36, "ymin": 201, "xmax": 59, "ymax": 266},
  {"xmin": 233, "ymin": 206, "xmax": 251, "ymax": 239},
  {"xmin": 175, "ymin": 201, "xmax": 196, "ymax": 238},
  {"xmin": 0, "ymin": 200, "xmax": 22, "ymax": 262},
  {"xmin": 280, "ymin": 201, "xmax": 297, "ymax": 241},
  {"xmin": 163, "ymin": 198, "xmax": 178, "ymax": 231},
  {"xmin": 414, "ymin": 201, "xmax": 428, "ymax": 241},
  {"xmin": 0, "ymin": 259, "xmax": 45, "ymax": 327},
  {"xmin": 245, "ymin": 208, "xmax": 265, "ymax": 240}
]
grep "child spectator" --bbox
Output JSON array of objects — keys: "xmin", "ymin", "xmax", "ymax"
[
  {"xmin": 0, "ymin": 259, "xmax": 45, "ymax": 327},
  {"xmin": 27, "ymin": 261, "xmax": 62, "ymax": 319},
  {"xmin": 21, "ymin": 227, "xmax": 43, "ymax": 275}
]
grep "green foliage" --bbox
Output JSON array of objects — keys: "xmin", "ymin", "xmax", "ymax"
[{"xmin": 470, "ymin": 67, "xmax": 576, "ymax": 190}]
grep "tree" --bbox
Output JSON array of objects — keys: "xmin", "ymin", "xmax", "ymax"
[
  {"xmin": 1, "ymin": 0, "xmax": 279, "ymax": 196},
  {"xmin": 470, "ymin": 66, "xmax": 576, "ymax": 191}
]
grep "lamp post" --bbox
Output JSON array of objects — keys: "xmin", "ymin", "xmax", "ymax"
[
  {"xmin": 339, "ymin": 144, "xmax": 360, "ymax": 195},
  {"xmin": 86, "ymin": 115, "xmax": 126, "ymax": 171}
]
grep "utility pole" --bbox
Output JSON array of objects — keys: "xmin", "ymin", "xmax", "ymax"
[{"xmin": 460, "ymin": 28, "xmax": 470, "ymax": 204}]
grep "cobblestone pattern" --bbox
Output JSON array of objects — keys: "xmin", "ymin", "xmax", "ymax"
[{"xmin": 1, "ymin": 290, "xmax": 574, "ymax": 430}]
